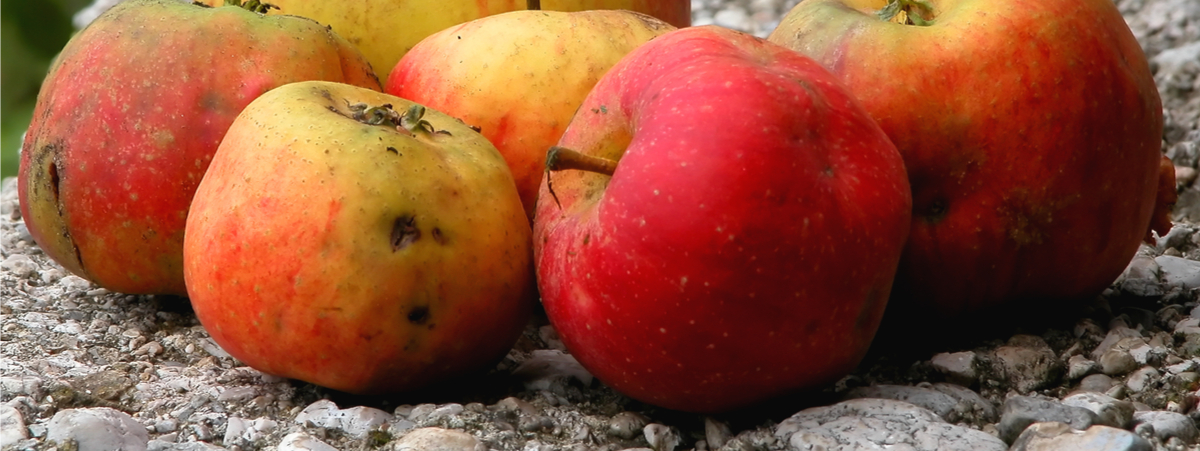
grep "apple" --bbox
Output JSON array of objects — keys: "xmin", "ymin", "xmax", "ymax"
[
  {"xmin": 533, "ymin": 26, "xmax": 912, "ymax": 413},
  {"xmin": 198, "ymin": 0, "xmax": 689, "ymax": 82},
  {"xmin": 387, "ymin": 10, "xmax": 675, "ymax": 220},
  {"xmin": 18, "ymin": 0, "xmax": 380, "ymax": 295},
  {"xmin": 184, "ymin": 81, "xmax": 533, "ymax": 394},
  {"xmin": 768, "ymin": 0, "xmax": 1174, "ymax": 321}
]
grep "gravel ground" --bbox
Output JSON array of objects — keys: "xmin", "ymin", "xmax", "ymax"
[{"xmin": 3, "ymin": 0, "xmax": 1200, "ymax": 450}]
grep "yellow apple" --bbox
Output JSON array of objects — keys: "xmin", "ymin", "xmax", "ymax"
[
  {"xmin": 199, "ymin": 0, "xmax": 688, "ymax": 82},
  {"xmin": 387, "ymin": 10, "xmax": 675, "ymax": 219}
]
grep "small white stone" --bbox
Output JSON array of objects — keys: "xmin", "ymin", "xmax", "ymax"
[
  {"xmin": 46, "ymin": 407, "xmax": 149, "ymax": 451},
  {"xmin": 278, "ymin": 431, "xmax": 339, "ymax": 451},
  {"xmin": 393, "ymin": 428, "xmax": 486, "ymax": 451},
  {"xmin": 0, "ymin": 404, "xmax": 28, "ymax": 447}
]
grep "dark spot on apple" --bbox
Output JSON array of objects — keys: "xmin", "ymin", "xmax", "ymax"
[
  {"xmin": 390, "ymin": 215, "xmax": 420, "ymax": 251},
  {"xmin": 407, "ymin": 306, "xmax": 430, "ymax": 325},
  {"xmin": 582, "ymin": 234, "xmax": 590, "ymax": 245},
  {"xmin": 318, "ymin": 89, "xmax": 333, "ymax": 101},
  {"xmin": 822, "ymin": 166, "xmax": 834, "ymax": 177},
  {"xmin": 432, "ymin": 227, "xmax": 446, "ymax": 245},
  {"xmin": 919, "ymin": 198, "xmax": 949, "ymax": 223},
  {"xmin": 386, "ymin": 146, "xmax": 399, "ymax": 155}
]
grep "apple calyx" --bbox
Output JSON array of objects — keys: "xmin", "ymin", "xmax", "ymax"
[
  {"xmin": 877, "ymin": 0, "xmax": 936, "ymax": 26},
  {"xmin": 348, "ymin": 102, "xmax": 447, "ymax": 137},
  {"xmin": 543, "ymin": 146, "xmax": 618, "ymax": 208},
  {"xmin": 221, "ymin": 0, "xmax": 278, "ymax": 14}
]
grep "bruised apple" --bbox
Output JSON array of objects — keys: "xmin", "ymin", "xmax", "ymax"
[
  {"xmin": 18, "ymin": 0, "xmax": 380, "ymax": 295},
  {"xmin": 388, "ymin": 10, "xmax": 675, "ymax": 219},
  {"xmin": 534, "ymin": 26, "xmax": 912, "ymax": 413},
  {"xmin": 183, "ymin": 81, "xmax": 533, "ymax": 394}
]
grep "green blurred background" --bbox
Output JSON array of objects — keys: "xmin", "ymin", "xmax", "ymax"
[{"xmin": 2, "ymin": 0, "xmax": 90, "ymax": 178}]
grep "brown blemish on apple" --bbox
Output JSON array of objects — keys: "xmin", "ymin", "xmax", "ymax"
[
  {"xmin": 431, "ymin": 227, "xmax": 446, "ymax": 245},
  {"xmin": 28, "ymin": 141, "xmax": 87, "ymax": 274},
  {"xmin": 390, "ymin": 215, "xmax": 420, "ymax": 251},
  {"xmin": 386, "ymin": 146, "xmax": 399, "ymax": 155},
  {"xmin": 407, "ymin": 305, "xmax": 430, "ymax": 325}
]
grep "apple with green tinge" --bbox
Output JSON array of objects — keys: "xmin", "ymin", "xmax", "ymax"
[
  {"xmin": 769, "ymin": 0, "xmax": 1176, "ymax": 321},
  {"xmin": 18, "ymin": 0, "xmax": 380, "ymax": 296},
  {"xmin": 184, "ymin": 81, "xmax": 532, "ymax": 394},
  {"xmin": 533, "ymin": 26, "xmax": 912, "ymax": 413},
  {"xmin": 388, "ymin": 9, "xmax": 675, "ymax": 220}
]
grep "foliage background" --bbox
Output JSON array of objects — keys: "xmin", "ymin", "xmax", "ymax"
[{"xmin": 2, "ymin": 1, "xmax": 89, "ymax": 178}]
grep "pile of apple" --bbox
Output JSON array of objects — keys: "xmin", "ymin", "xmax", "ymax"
[{"xmin": 17, "ymin": 0, "xmax": 1175, "ymax": 413}]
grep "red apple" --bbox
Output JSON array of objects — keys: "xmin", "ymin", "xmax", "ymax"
[
  {"xmin": 18, "ymin": 0, "xmax": 380, "ymax": 295},
  {"xmin": 533, "ymin": 26, "xmax": 912, "ymax": 413},
  {"xmin": 768, "ymin": 0, "xmax": 1174, "ymax": 320}
]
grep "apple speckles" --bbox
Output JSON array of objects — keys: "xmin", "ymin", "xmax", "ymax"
[{"xmin": 407, "ymin": 305, "xmax": 430, "ymax": 325}]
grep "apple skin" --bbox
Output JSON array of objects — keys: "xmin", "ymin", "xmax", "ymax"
[
  {"xmin": 387, "ymin": 10, "xmax": 675, "ymax": 220},
  {"xmin": 533, "ymin": 26, "xmax": 912, "ymax": 413},
  {"xmin": 183, "ymin": 81, "xmax": 533, "ymax": 394},
  {"xmin": 200, "ymin": 0, "xmax": 688, "ymax": 82},
  {"xmin": 18, "ymin": 0, "xmax": 380, "ymax": 296},
  {"xmin": 769, "ymin": 0, "xmax": 1173, "ymax": 320}
]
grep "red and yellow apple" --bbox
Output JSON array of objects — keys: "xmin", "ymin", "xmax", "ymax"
[
  {"xmin": 183, "ymin": 81, "xmax": 532, "ymax": 394},
  {"xmin": 18, "ymin": 0, "xmax": 379, "ymax": 295},
  {"xmin": 534, "ymin": 26, "xmax": 912, "ymax": 413},
  {"xmin": 769, "ymin": 0, "xmax": 1174, "ymax": 319},
  {"xmin": 387, "ymin": 10, "xmax": 675, "ymax": 220}
]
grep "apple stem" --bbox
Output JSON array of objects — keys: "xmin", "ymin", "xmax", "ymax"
[
  {"xmin": 546, "ymin": 146, "xmax": 617, "ymax": 176},
  {"xmin": 543, "ymin": 146, "xmax": 617, "ymax": 209},
  {"xmin": 527, "ymin": 0, "xmax": 540, "ymax": 10},
  {"xmin": 223, "ymin": 0, "xmax": 278, "ymax": 14},
  {"xmin": 877, "ymin": 0, "xmax": 936, "ymax": 25}
]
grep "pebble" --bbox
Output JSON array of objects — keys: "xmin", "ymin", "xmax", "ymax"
[
  {"xmin": 427, "ymin": 403, "xmax": 464, "ymax": 422},
  {"xmin": 1125, "ymin": 366, "xmax": 1161, "ymax": 393},
  {"xmin": 1156, "ymin": 255, "xmax": 1200, "ymax": 290},
  {"xmin": 1067, "ymin": 355, "xmax": 1100, "ymax": 380},
  {"xmin": 392, "ymin": 427, "xmax": 486, "ymax": 451},
  {"xmin": 843, "ymin": 384, "xmax": 961, "ymax": 422},
  {"xmin": 1080, "ymin": 374, "xmax": 1118, "ymax": 393},
  {"xmin": 46, "ymin": 407, "xmax": 149, "ymax": 451},
  {"xmin": 1, "ymin": 376, "xmax": 44, "ymax": 398},
  {"xmin": 1061, "ymin": 392, "xmax": 1135, "ymax": 428},
  {"xmin": 704, "ymin": 417, "xmax": 732, "ymax": 449},
  {"xmin": 996, "ymin": 396, "xmax": 1098, "ymax": 444},
  {"xmin": 293, "ymin": 400, "xmax": 393, "ymax": 439},
  {"xmin": 993, "ymin": 335, "xmax": 1064, "ymax": 392},
  {"xmin": 1093, "ymin": 327, "xmax": 1145, "ymax": 360},
  {"xmin": 930, "ymin": 382, "xmax": 999, "ymax": 423},
  {"xmin": 147, "ymin": 440, "xmax": 227, "ymax": 451},
  {"xmin": 1009, "ymin": 422, "xmax": 1153, "ymax": 451},
  {"xmin": 1132, "ymin": 410, "xmax": 1200, "ymax": 444},
  {"xmin": 930, "ymin": 351, "xmax": 978, "ymax": 385},
  {"xmin": 609, "ymin": 411, "xmax": 649, "ymax": 439},
  {"xmin": 223, "ymin": 417, "xmax": 276, "ymax": 446},
  {"xmin": 1, "ymin": 254, "xmax": 37, "ymax": 278},
  {"xmin": 643, "ymin": 424, "xmax": 681, "ymax": 451},
  {"xmin": 1120, "ymin": 255, "xmax": 1164, "ymax": 296},
  {"xmin": 774, "ymin": 398, "xmax": 1007, "ymax": 451},
  {"xmin": 277, "ymin": 432, "xmax": 338, "ymax": 451},
  {"xmin": 511, "ymin": 350, "xmax": 593, "ymax": 392},
  {"xmin": 1100, "ymin": 348, "xmax": 1141, "ymax": 376},
  {"xmin": 0, "ymin": 404, "xmax": 28, "ymax": 447}
]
